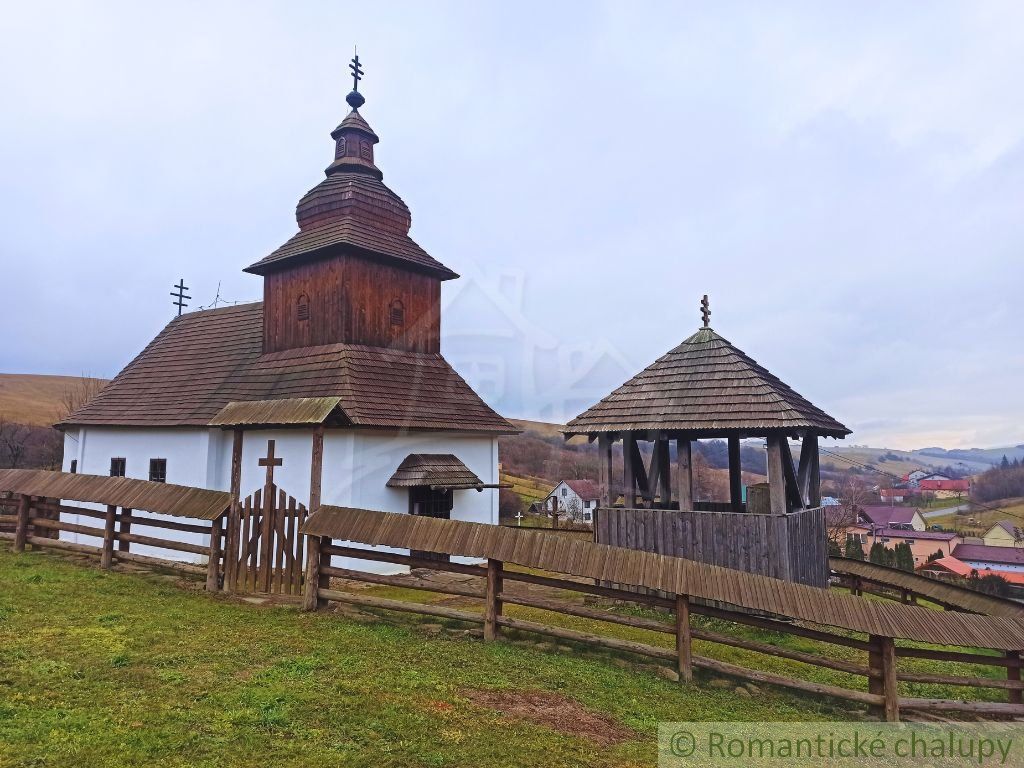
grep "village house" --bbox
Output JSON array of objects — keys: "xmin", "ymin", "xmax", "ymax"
[
  {"xmin": 544, "ymin": 479, "xmax": 600, "ymax": 524},
  {"xmin": 919, "ymin": 478, "xmax": 970, "ymax": 498},
  {"xmin": 982, "ymin": 521, "xmax": 1024, "ymax": 548},
  {"xmin": 56, "ymin": 64, "xmax": 517, "ymax": 571},
  {"xmin": 879, "ymin": 487, "xmax": 912, "ymax": 503},
  {"xmin": 951, "ymin": 543, "xmax": 1024, "ymax": 573}
]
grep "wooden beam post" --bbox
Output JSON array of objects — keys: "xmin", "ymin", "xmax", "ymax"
[
  {"xmin": 597, "ymin": 433, "xmax": 612, "ymax": 507},
  {"xmin": 118, "ymin": 509, "xmax": 132, "ymax": 552},
  {"xmin": 796, "ymin": 432, "xmax": 814, "ymax": 507},
  {"xmin": 302, "ymin": 536, "xmax": 325, "ymax": 611},
  {"xmin": 779, "ymin": 439, "xmax": 804, "ymax": 511},
  {"xmin": 224, "ymin": 428, "xmax": 243, "ymax": 593},
  {"xmin": 13, "ymin": 494, "xmax": 30, "ymax": 553},
  {"xmin": 622, "ymin": 431, "xmax": 637, "ymax": 508},
  {"xmin": 1009, "ymin": 651, "xmax": 1022, "ymax": 706},
  {"xmin": 675, "ymin": 594, "xmax": 692, "ymax": 682},
  {"xmin": 484, "ymin": 558, "xmax": 504, "ymax": 641},
  {"xmin": 765, "ymin": 435, "xmax": 787, "ymax": 516},
  {"xmin": 100, "ymin": 504, "xmax": 117, "ymax": 569},
  {"xmin": 205, "ymin": 515, "xmax": 223, "ymax": 591},
  {"xmin": 303, "ymin": 425, "xmax": 327, "ymax": 611},
  {"xmin": 808, "ymin": 437, "xmax": 821, "ymax": 508},
  {"xmin": 656, "ymin": 433, "xmax": 672, "ymax": 508},
  {"xmin": 676, "ymin": 439, "xmax": 693, "ymax": 512},
  {"xmin": 872, "ymin": 634, "xmax": 900, "ymax": 722},
  {"xmin": 727, "ymin": 436, "xmax": 743, "ymax": 512}
]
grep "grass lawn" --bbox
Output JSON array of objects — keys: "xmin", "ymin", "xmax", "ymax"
[
  {"xmin": 925, "ymin": 497, "xmax": 1024, "ymax": 535},
  {"xmin": 0, "ymin": 550, "xmax": 853, "ymax": 768}
]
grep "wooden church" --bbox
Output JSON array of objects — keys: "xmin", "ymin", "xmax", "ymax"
[{"xmin": 58, "ymin": 58, "xmax": 516, "ymax": 571}]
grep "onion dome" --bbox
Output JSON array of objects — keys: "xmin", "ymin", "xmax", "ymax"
[{"xmin": 245, "ymin": 55, "xmax": 456, "ymax": 280}]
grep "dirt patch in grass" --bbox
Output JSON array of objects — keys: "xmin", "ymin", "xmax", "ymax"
[{"xmin": 462, "ymin": 688, "xmax": 635, "ymax": 746}]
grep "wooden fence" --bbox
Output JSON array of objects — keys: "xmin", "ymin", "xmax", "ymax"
[
  {"xmin": 0, "ymin": 495, "xmax": 220, "ymax": 585},
  {"xmin": 298, "ymin": 505, "xmax": 1024, "ymax": 722},
  {"xmin": 594, "ymin": 506, "xmax": 829, "ymax": 587}
]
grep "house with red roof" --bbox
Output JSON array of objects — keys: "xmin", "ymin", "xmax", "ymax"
[
  {"xmin": 919, "ymin": 478, "xmax": 970, "ymax": 498},
  {"xmin": 545, "ymin": 479, "xmax": 601, "ymax": 524}
]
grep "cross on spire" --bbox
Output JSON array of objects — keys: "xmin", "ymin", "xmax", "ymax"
[
  {"xmin": 349, "ymin": 50, "xmax": 363, "ymax": 92},
  {"xmin": 259, "ymin": 439, "xmax": 283, "ymax": 488},
  {"xmin": 171, "ymin": 279, "xmax": 191, "ymax": 317},
  {"xmin": 346, "ymin": 50, "xmax": 367, "ymax": 110},
  {"xmin": 701, "ymin": 294, "xmax": 711, "ymax": 328}
]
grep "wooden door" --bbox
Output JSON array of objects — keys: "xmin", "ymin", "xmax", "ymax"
[{"xmin": 409, "ymin": 487, "xmax": 452, "ymax": 563}]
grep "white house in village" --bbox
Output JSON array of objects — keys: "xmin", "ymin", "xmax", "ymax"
[
  {"xmin": 544, "ymin": 479, "xmax": 600, "ymax": 524},
  {"xmin": 57, "ymin": 76, "xmax": 517, "ymax": 573}
]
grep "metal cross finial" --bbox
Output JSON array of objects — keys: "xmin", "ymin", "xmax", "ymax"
[
  {"xmin": 171, "ymin": 279, "xmax": 191, "ymax": 317},
  {"xmin": 701, "ymin": 294, "xmax": 711, "ymax": 328},
  {"xmin": 349, "ymin": 50, "xmax": 364, "ymax": 92}
]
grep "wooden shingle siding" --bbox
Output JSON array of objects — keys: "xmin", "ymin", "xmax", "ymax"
[
  {"xmin": 58, "ymin": 303, "xmax": 515, "ymax": 433},
  {"xmin": 261, "ymin": 252, "xmax": 441, "ymax": 354},
  {"xmin": 299, "ymin": 505, "xmax": 1024, "ymax": 650},
  {"xmin": 564, "ymin": 327, "xmax": 850, "ymax": 437}
]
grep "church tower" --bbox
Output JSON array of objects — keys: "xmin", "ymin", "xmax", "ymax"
[{"xmin": 244, "ymin": 55, "xmax": 457, "ymax": 354}]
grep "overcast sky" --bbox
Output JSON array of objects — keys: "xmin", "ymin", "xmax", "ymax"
[{"xmin": 1, "ymin": 1, "xmax": 1022, "ymax": 450}]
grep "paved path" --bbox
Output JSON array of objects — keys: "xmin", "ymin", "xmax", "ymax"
[{"xmin": 921, "ymin": 504, "xmax": 970, "ymax": 519}]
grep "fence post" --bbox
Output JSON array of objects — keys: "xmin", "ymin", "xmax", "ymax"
[
  {"xmin": 13, "ymin": 494, "xmax": 30, "ymax": 553},
  {"xmin": 100, "ymin": 504, "xmax": 117, "ymax": 569},
  {"xmin": 224, "ymin": 429, "xmax": 244, "ymax": 593},
  {"xmin": 1008, "ymin": 651, "xmax": 1022, "ymax": 707},
  {"xmin": 484, "ymin": 559, "xmax": 503, "ymax": 641},
  {"xmin": 118, "ymin": 508, "xmax": 132, "ymax": 553},
  {"xmin": 871, "ymin": 634, "xmax": 900, "ymax": 722},
  {"xmin": 303, "ymin": 536, "xmax": 330, "ymax": 611},
  {"xmin": 675, "ymin": 594, "xmax": 693, "ymax": 682},
  {"xmin": 205, "ymin": 515, "xmax": 223, "ymax": 592}
]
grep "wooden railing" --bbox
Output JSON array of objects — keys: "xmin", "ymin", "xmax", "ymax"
[
  {"xmin": 0, "ymin": 495, "xmax": 221, "ymax": 586},
  {"xmin": 300, "ymin": 540, "xmax": 1024, "ymax": 722}
]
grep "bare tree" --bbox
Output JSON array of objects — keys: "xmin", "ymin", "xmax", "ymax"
[
  {"xmin": 564, "ymin": 495, "xmax": 583, "ymax": 524},
  {"xmin": 827, "ymin": 474, "xmax": 870, "ymax": 550},
  {"xmin": 0, "ymin": 416, "xmax": 31, "ymax": 469},
  {"xmin": 55, "ymin": 374, "xmax": 105, "ymax": 422}
]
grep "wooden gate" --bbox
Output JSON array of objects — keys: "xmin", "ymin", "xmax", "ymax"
[{"xmin": 233, "ymin": 484, "xmax": 307, "ymax": 594}]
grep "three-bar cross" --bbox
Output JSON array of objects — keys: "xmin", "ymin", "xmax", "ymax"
[
  {"xmin": 171, "ymin": 279, "xmax": 191, "ymax": 317},
  {"xmin": 701, "ymin": 294, "xmax": 711, "ymax": 328}
]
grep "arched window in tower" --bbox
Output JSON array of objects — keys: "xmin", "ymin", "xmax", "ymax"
[
  {"xmin": 297, "ymin": 293, "xmax": 310, "ymax": 321},
  {"xmin": 389, "ymin": 299, "xmax": 405, "ymax": 328}
]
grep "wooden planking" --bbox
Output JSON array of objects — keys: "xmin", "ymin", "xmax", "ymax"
[
  {"xmin": 0, "ymin": 469, "xmax": 229, "ymax": 520},
  {"xmin": 597, "ymin": 506, "xmax": 829, "ymax": 588},
  {"xmin": 301, "ymin": 505, "xmax": 1024, "ymax": 650},
  {"xmin": 262, "ymin": 251, "xmax": 441, "ymax": 354}
]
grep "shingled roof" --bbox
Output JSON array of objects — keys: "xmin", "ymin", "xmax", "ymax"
[
  {"xmin": 244, "ymin": 103, "xmax": 457, "ymax": 280},
  {"xmin": 60, "ymin": 303, "xmax": 516, "ymax": 434},
  {"xmin": 386, "ymin": 454, "xmax": 483, "ymax": 490},
  {"xmin": 564, "ymin": 327, "xmax": 850, "ymax": 438}
]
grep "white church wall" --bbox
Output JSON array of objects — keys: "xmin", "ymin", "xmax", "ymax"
[
  {"xmin": 56, "ymin": 425, "xmax": 501, "ymax": 575},
  {"xmin": 58, "ymin": 426, "xmax": 217, "ymax": 561},
  {"xmin": 324, "ymin": 430, "xmax": 500, "ymax": 574}
]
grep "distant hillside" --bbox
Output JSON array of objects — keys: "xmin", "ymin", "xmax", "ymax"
[{"xmin": 0, "ymin": 373, "xmax": 108, "ymax": 426}]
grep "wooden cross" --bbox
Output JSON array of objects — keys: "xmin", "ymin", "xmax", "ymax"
[
  {"xmin": 701, "ymin": 294, "xmax": 711, "ymax": 328},
  {"xmin": 170, "ymin": 279, "xmax": 191, "ymax": 317},
  {"xmin": 259, "ymin": 439, "xmax": 283, "ymax": 488},
  {"xmin": 349, "ymin": 50, "xmax": 364, "ymax": 92}
]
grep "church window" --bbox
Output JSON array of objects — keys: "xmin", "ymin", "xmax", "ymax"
[
  {"xmin": 359, "ymin": 140, "xmax": 372, "ymax": 160},
  {"xmin": 149, "ymin": 458, "xmax": 167, "ymax": 483},
  {"xmin": 297, "ymin": 293, "xmax": 310, "ymax": 321},
  {"xmin": 335, "ymin": 136, "xmax": 346, "ymax": 159},
  {"xmin": 110, "ymin": 457, "xmax": 126, "ymax": 477},
  {"xmin": 70, "ymin": 459, "xmax": 77, "ymax": 474},
  {"xmin": 389, "ymin": 299, "xmax": 405, "ymax": 327}
]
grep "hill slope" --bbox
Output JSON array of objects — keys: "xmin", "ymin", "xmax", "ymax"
[{"xmin": 0, "ymin": 373, "xmax": 108, "ymax": 426}]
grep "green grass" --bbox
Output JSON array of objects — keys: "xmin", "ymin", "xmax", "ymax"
[{"xmin": 0, "ymin": 550, "xmax": 847, "ymax": 768}]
